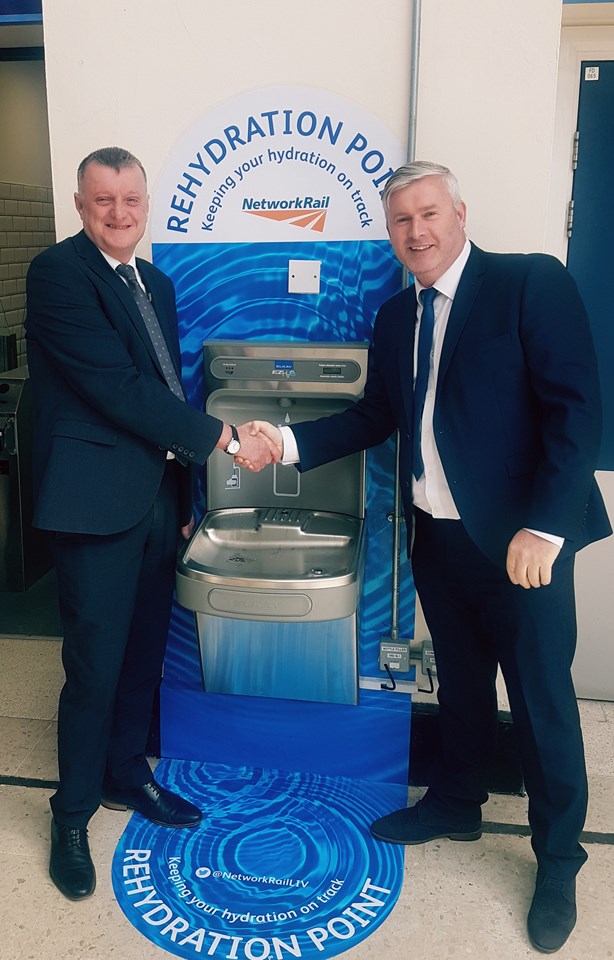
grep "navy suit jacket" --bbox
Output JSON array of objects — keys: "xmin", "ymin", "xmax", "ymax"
[
  {"xmin": 25, "ymin": 230, "xmax": 222, "ymax": 535},
  {"xmin": 292, "ymin": 243, "xmax": 611, "ymax": 567}
]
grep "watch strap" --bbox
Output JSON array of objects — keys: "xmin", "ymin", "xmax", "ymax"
[{"xmin": 224, "ymin": 423, "xmax": 240, "ymax": 454}]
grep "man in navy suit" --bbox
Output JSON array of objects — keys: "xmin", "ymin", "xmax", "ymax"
[
  {"xmin": 246, "ymin": 161, "xmax": 611, "ymax": 953},
  {"xmin": 25, "ymin": 147, "xmax": 277, "ymax": 901}
]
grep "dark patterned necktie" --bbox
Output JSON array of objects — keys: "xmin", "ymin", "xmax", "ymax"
[
  {"xmin": 412, "ymin": 286, "xmax": 438, "ymax": 480},
  {"xmin": 116, "ymin": 262, "xmax": 185, "ymax": 401}
]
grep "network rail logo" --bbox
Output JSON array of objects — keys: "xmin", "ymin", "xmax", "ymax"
[{"xmin": 242, "ymin": 195, "xmax": 330, "ymax": 232}]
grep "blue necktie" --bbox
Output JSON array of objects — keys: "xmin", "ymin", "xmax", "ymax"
[
  {"xmin": 116, "ymin": 263, "xmax": 185, "ymax": 401},
  {"xmin": 412, "ymin": 287, "xmax": 438, "ymax": 480}
]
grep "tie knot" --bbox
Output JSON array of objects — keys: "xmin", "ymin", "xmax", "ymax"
[
  {"xmin": 116, "ymin": 263, "xmax": 136, "ymax": 282},
  {"xmin": 420, "ymin": 287, "xmax": 437, "ymax": 307}
]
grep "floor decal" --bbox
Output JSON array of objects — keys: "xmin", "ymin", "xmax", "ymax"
[{"xmin": 112, "ymin": 759, "xmax": 406, "ymax": 959}]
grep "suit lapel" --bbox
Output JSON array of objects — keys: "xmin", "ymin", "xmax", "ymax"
[
  {"xmin": 72, "ymin": 231, "xmax": 172, "ymax": 380},
  {"xmin": 437, "ymin": 243, "xmax": 487, "ymax": 392}
]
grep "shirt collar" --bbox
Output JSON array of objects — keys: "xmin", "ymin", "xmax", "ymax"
[
  {"xmin": 99, "ymin": 249, "xmax": 139, "ymax": 274},
  {"xmin": 414, "ymin": 238, "xmax": 472, "ymax": 304}
]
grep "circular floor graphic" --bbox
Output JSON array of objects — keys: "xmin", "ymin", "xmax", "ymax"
[{"xmin": 112, "ymin": 759, "xmax": 407, "ymax": 959}]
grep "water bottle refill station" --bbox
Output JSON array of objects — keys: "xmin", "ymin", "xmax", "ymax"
[{"xmin": 176, "ymin": 340, "xmax": 368, "ymax": 705}]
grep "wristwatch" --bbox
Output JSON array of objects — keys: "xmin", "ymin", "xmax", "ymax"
[{"xmin": 224, "ymin": 424, "xmax": 241, "ymax": 455}]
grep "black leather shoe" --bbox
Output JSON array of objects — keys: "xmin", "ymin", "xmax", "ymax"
[
  {"xmin": 371, "ymin": 794, "xmax": 482, "ymax": 845},
  {"xmin": 49, "ymin": 819, "xmax": 96, "ymax": 900},
  {"xmin": 101, "ymin": 779, "xmax": 202, "ymax": 828},
  {"xmin": 527, "ymin": 876, "xmax": 577, "ymax": 953}
]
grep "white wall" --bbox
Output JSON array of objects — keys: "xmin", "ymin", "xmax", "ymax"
[
  {"xmin": 41, "ymin": 0, "xmax": 413, "ymax": 254},
  {"xmin": 41, "ymin": 0, "xmax": 565, "ymax": 259},
  {"xmin": 416, "ymin": 0, "xmax": 563, "ymax": 253}
]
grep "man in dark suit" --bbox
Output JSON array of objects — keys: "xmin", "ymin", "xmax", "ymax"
[
  {"xmin": 25, "ymin": 147, "xmax": 277, "ymax": 901},
  {"xmin": 245, "ymin": 161, "xmax": 611, "ymax": 953}
]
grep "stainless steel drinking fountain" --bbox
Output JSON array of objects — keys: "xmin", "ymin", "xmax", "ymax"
[{"xmin": 176, "ymin": 340, "xmax": 368, "ymax": 705}]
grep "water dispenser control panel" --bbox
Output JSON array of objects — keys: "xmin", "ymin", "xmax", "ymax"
[{"xmin": 209, "ymin": 354, "xmax": 362, "ymax": 385}]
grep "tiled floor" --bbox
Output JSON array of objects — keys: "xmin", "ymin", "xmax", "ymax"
[{"xmin": 0, "ymin": 634, "xmax": 612, "ymax": 960}]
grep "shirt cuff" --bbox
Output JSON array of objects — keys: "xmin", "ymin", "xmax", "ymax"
[
  {"xmin": 278, "ymin": 425, "xmax": 300, "ymax": 464},
  {"xmin": 523, "ymin": 528, "xmax": 564, "ymax": 549}
]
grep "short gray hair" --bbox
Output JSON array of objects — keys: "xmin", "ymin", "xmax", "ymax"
[
  {"xmin": 381, "ymin": 161, "xmax": 462, "ymax": 212},
  {"xmin": 77, "ymin": 147, "xmax": 147, "ymax": 188}
]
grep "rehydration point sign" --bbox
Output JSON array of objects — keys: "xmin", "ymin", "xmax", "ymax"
[{"xmin": 152, "ymin": 85, "xmax": 404, "ymax": 245}]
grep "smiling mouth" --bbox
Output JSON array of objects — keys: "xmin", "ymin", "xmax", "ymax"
[
  {"xmin": 409, "ymin": 244, "xmax": 433, "ymax": 252},
  {"xmin": 106, "ymin": 224, "xmax": 131, "ymax": 230}
]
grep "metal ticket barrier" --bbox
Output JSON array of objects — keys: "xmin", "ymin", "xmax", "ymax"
[
  {"xmin": 176, "ymin": 341, "xmax": 368, "ymax": 705},
  {"xmin": 0, "ymin": 366, "xmax": 52, "ymax": 591}
]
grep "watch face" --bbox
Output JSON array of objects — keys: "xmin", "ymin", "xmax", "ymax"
[{"xmin": 226, "ymin": 438, "xmax": 241, "ymax": 455}]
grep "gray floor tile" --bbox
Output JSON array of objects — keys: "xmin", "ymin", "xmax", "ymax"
[
  {"xmin": 0, "ymin": 633, "xmax": 612, "ymax": 960},
  {"xmin": 0, "ymin": 716, "xmax": 56, "ymax": 778},
  {"xmin": 0, "ymin": 636, "xmax": 63, "ymax": 720}
]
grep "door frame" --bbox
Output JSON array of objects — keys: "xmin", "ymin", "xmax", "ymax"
[
  {"xmin": 549, "ymin": 11, "xmax": 614, "ymax": 699},
  {"xmin": 546, "ymin": 21, "xmax": 614, "ymax": 260}
]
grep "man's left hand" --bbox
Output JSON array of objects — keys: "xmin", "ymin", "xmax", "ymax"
[
  {"xmin": 506, "ymin": 529, "xmax": 562, "ymax": 588},
  {"xmin": 181, "ymin": 515, "xmax": 195, "ymax": 540}
]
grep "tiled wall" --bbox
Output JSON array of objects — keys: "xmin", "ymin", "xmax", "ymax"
[{"xmin": 0, "ymin": 181, "xmax": 55, "ymax": 369}]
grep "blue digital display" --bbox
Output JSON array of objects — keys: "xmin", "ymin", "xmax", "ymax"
[{"xmin": 274, "ymin": 360, "xmax": 294, "ymax": 370}]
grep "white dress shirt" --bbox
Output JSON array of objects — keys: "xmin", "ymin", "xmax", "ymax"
[{"xmin": 279, "ymin": 240, "xmax": 562, "ymax": 547}]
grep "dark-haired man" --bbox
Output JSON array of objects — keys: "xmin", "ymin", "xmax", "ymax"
[{"xmin": 26, "ymin": 147, "xmax": 277, "ymax": 900}]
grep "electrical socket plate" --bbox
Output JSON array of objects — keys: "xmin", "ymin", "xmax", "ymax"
[
  {"xmin": 288, "ymin": 259, "xmax": 321, "ymax": 294},
  {"xmin": 379, "ymin": 641, "xmax": 410, "ymax": 673}
]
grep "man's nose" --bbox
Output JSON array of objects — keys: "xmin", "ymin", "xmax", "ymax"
[{"xmin": 109, "ymin": 201, "xmax": 129, "ymax": 219}]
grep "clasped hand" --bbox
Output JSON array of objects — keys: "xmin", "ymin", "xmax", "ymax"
[
  {"xmin": 234, "ymin": 421, "xmax": 283, "ymax": 472},
  {"xmin": 506, "ymin": 529, "xmax": 561, "ymax": 589}
]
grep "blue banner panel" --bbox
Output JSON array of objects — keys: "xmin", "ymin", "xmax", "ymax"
[
  {"xmin": 0, "ymin": 0, "xmax": 41, "ymax": 22},
  {"xmin": 160, "ymin": 684, "xmax": 412, "ymax": 785},
  {"xmin": 112, "ymin": 759, "xmax": 407, "ymax": 960}
]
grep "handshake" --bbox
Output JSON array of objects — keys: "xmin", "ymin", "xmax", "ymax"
[{"xmin": 231, "ymin": 421, "xmax": 285, "ymax": 472}]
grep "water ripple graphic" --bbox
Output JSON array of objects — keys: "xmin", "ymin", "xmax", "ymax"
[{"xmin": 112, "ymin": 759, "xmax": 407, "ymax": 959}]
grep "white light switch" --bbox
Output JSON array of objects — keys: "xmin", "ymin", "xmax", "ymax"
[{"xmin": 288, "ymin": 260, "xmax": 321, "ymax": 294}]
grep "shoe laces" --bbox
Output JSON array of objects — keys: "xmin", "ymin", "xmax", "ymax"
[
  {"xmin": 58, "ymin": 825, "xmax": 88, "ymax": 848},
  {"xmin": 147, "ymin": 780, "xmax": 162, "ymax": 800},
  {"xmin": 539, "ymin": 877, "xmax": 566, "ymax": 892},
  {"xmin": 537, "ymin": 876, "xmax": 575, "ymax": 904}
]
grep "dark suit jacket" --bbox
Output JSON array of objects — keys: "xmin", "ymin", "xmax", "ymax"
[
  {"xmin": 25, "ymin": 230, "xmax": 222, "ymax": 535},
  {"xmin": 292, "ymin": 243, "xmax": 611, "ymax": 567}
]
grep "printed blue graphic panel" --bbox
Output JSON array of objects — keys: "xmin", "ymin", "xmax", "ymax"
[
  {"xmin": 156, "ymin": 236, "xmax": 414, "ymax": 671},
  {"xmin": 112, "ymin": 759, "xmax": 407, "ymax": 960},
  {"xmin": 159, "ymin": 684, "xmax": 412, "ymax": 785}
]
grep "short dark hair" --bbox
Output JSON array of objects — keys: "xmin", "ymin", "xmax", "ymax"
[{"xmin": 77, "ymin": 147, "xmax": 147, "ymax": 188}]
